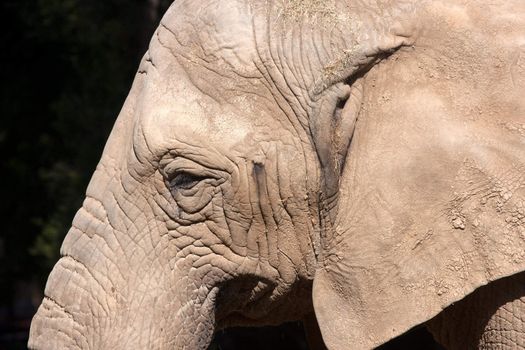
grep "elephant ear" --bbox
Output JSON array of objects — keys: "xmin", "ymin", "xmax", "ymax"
[{"xmin": 311, "ymin": 50, "xmax": 525, "ymax": 350}]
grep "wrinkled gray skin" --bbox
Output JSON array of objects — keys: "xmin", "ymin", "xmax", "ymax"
[{"xmin": 29, "ymin": 0, "xmax": 525, "ymax": 349}]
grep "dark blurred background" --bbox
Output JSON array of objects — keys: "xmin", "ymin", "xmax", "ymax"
[{"xmin": 0, "ymin": 0, "xmax": 442, "ymax": 349}]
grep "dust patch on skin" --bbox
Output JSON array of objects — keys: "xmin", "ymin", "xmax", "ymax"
[
  {"xmin": 499, "ymin": 121, "xmax": 525, "ymax": 138},
  {"xmin": 510, "ymin": 46, "xmax": 525, "ymax": 88},
  {"xmin": 277, "ymin": 0, "xmax": 343, "ymax": 23},
  {"xmin": 426, "ymin": 1, "xmax": 472, "ymax": 29},
  {"xmin": 309, "ymin": 9, "xmax": 418, "ymax": 95},
  {"xmin": 311, "ymin": 42, "xmax": 364, "ymax": 94},
  {"xmin": 446, "ymin": 157, "xmax": 525, "ymax": 238}
]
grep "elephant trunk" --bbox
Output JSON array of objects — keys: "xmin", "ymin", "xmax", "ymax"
[
  {"xmin": 29, "ymin": 193, "xmax": 125, "ymax": 349},
  {"xmin": 29, "ymin": 183, "xmax": 218, "ymax": 349}
]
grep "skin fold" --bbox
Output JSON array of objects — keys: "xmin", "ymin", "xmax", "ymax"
[{"xmin": 28, "ymin": 0, "xmax": 525, "ymax": 349}]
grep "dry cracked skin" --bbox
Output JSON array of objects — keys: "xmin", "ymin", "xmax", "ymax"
[{"xmin": 28, "ymin": 0, "xmax": 525, "ymax": 349}]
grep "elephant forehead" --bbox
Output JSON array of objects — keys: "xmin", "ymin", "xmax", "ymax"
[
  {"xmin": 132, "ymin": 0, "xmax": 281, "ymax": 157},
  {"xmin": 157, "ymin": 0, "xmax": 258, "ymax": 74},
  {"xmin": 136, "ymin": 70, "xmax": 255, "ymax": 156}
]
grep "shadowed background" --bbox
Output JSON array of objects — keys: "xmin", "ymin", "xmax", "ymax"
[{"xmin": 0, "ymin": 0, "xmax": 441, "ymax": 349}]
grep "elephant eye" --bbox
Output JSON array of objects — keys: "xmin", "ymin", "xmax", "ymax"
[{"xmin": 169, "ymin": 172, "xmax": 208, "ymax": 190}]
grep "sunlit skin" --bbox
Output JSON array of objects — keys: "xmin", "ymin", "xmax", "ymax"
[{"xmin": 30, "ymin": 1, "xmax": 525, "ymax": 349}]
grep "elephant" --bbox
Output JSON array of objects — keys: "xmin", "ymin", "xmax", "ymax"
[{"xmin": 28, "ymin": 0, "xmax": 525, "ymax": 349}]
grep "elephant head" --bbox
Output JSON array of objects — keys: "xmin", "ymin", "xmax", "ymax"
[{"xmin": 29, "ymin": 0, "xmax": 525, "ymax": 349}]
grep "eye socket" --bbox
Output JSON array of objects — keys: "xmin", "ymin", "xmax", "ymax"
[{"xmin": 169, "ymin": 171, "xmax": 208, "ymax": 191}]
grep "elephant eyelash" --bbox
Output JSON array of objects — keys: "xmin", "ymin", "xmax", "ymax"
[{"xmin": 169, "ymin": 172, "xmax": 209, "ymax": 191}]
